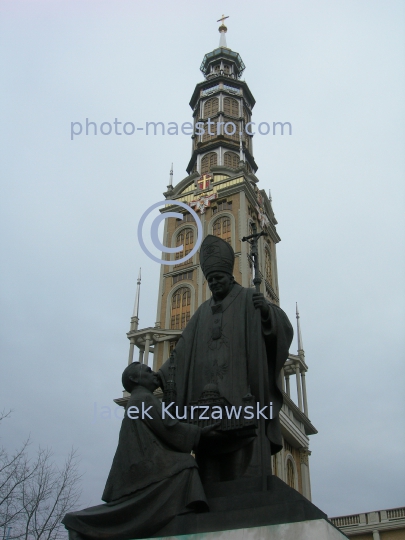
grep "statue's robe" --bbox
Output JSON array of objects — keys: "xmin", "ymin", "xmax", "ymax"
[
  {"xmin": 159, "ymin": 283, "xmax": 293, "ymax": 482},
  {"xmin": 62, "ymin": 386, "xmax": 207, "ymax": 540}
]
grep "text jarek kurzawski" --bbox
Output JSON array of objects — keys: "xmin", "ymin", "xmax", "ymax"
[{"xmin": 125, "ymin": 402, "xmax": 273, "ymax": 420}]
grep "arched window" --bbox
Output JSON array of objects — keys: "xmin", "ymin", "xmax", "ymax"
[
  {"xmin": 265, "ymin": 248, "xmax": 272, "ymax": 285},
  {"xmin": 224, "ymin": 151, "xmax": 239, "ymax": 169},
  {"xmin": 287, "ymin": 459, "xmax": 295, "ymax": 489},
  {"xmin": 201, "ymin": 152, "xmax": 218, "ymax": 174},
  {"xmin": 170, "ymin": 287, "xmax": 191, "ymax": 330},
  {"xmin": 204, "ymin": 97, "xmax": 219, "ymax": 118},
  {"xmin": 222, "ymin": 121, "xmax": 239, "ymax": 141},
  {"xmin": 175, "ymin": 228, "xmax": 194, "ymax": 267},
  {"xmin": 202, "ymin": 129, "xmax": 216, "ymax": 143},
  {"xmin": 224, "ymin": 97, "xmax": 239, "ymax": 117},
  {"xmin": 213, "ymin": 216, "xmax": 231, "ymax": 244}
]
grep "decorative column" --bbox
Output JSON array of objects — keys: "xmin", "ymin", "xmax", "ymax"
[
  {"xmin": 280, "ymin": 445, "xmax": 286, "ymax": 483},
  {"xmin": 280, "ymin": 368, "xmax": 286, "ymax": 392},
  {"xmin": 372, "ymin": 531, "xmax": 381, "ymax": 540},
  {"xmin": 138, "ymin": 349, "xmax": 144, "ymax": 364},
  {"xmin": 295, "ymin": 363, "xmax": 303, "ymax": 412},
  {"xmin": 143, "ymin": 333, "xmax": 151, "ymax": 365},
  {"xmin": 285, "ymin": 375, "xmax": 290, "ymax": 397},
  {"xmin": 273, "ymin": 451, "xmax": 279, "ymax": 477},
  {"xmin": 301, "ymin": 372, "xmax": 309, "ymax": 417},
  {"xmin": 127, "ymin": 337, "xmax": 135, "ymax": 365},
  {"xmin": 299, "ymin": 448, "xmax": 312, "ymax": 501}
]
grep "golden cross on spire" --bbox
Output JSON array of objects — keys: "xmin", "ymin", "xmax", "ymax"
[{"xmin": 217, "ymin": 14, "xmax": 229, "ymax": 25}]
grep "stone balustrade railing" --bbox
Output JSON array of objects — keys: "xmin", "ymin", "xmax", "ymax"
[
  {"xmin": 387, "ymin": 507, "xmax": 405, "ymax": 519},
  {"xmin": 331, "ymin": 507, "xmax": 405, "ymax": 530},
  {"xmin": 331, "ymin": 515, "xmax": 360, "ymax": 527}
]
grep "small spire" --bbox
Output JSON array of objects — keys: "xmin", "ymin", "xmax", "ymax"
[
  {"xmin": 132, "ymin": 268, "xmax": 142, "ymax": 319},
  {"xmin": 167, "ymin": 163, "xmax": 174, "ymax": 191},
  {"xmin": 268, "ymin": 189, "xmax": 272, "ymax": 202},
  {"xmin": 217, "ymin": 14, "xmax": 229, "ymax": 48},
  {"xmin": 169, "ymin": 163, "xmax": 173, "ymax": 186},
  {"xmin": 128, "ymin": 268, "xmax": 141, "ymax": 366},
  {"xmin": 296, "ymin": 302, "xmax": 304, "ymax": 355}
]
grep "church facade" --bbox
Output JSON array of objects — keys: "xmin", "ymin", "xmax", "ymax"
[{"xmin": 123, "ymin": 21, "xmax": 317, "ymax": 502}]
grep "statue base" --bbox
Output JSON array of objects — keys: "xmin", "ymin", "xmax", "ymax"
[
  {"xmin": 148, "ymin": 476, "xmax": 348, "ymax": 539},
  {"xmin": 140, "ymin": 519, "xmax": 347, "ymax": 539},
  {"xmin": 67, "ymin": 476, "xmax": 348, "ymax": 540}
]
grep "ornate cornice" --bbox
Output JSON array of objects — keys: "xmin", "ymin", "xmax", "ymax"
[
  {"xmin": 186, "ymin": 143, "xmax": 258, "ymax": 174},
  {"xmin": 189, "ymin": 77, "xmax": 255, "ymax": 109},
  {"xmin": 282, "ymin": 391, "xmax": 317, "ymax": 436}
]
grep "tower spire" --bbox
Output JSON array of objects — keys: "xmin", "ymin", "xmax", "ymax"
[
  {"xmin": 296, "ymin": 302, "xmax": 304, "ymax": 355},
  {"xmin": 132, "ymin": 268, "xmax": 141, "ymax": 324},
  {"xmin": 217, "ymin": 14, "xmax": 229, "ymax": 48},
  {"xmin": 192, "ymin": 25, "xmax": 250, "ymax": 175},
  {"xmin": 128, "ymin": 268, "xmax": 141, "ymax": 365}
]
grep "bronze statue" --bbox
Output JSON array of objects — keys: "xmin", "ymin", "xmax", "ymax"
[
  {"xmin": 158, "ymin": 235, "xmax": 293, "ymax": 486},
  {"xmin": 63, "ymin": 235, "xmax": 294, "ymax": 539},
  {"xmin": 63, "ymin": 362, "xmax": 217, "ymax": 540}
]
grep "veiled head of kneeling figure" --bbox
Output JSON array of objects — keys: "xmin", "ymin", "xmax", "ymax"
[{"xmin": 122, "ymin": 362, "xmax": 159, "ymax": 393}]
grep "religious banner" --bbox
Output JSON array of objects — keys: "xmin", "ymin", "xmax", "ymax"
[
  {"xmin": 189, "ymin": 192, "xmax": 218, "ymax": 214},
  {"xmin": 255, "ymin": 204, "xmax": 270, "ymax": 228},
  {"xmin": 253, "ymin": 186, "xmax": 269, "ymax": 228}
]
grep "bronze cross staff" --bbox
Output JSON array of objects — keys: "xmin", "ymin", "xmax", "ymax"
[
  {"xmin": 242, "ymin": 222, "xmax": 267, "ymax": 293},
  {"xmin": 163, "ymin": 350, "xmax": 177, "ymax": 407},
  {"xmin": 242, "ymin": 222, "xmax": 269, "ymax": 491},
  {"xmin": 217, "ymin": 14, "xmax": 229, "ymax": 25}
]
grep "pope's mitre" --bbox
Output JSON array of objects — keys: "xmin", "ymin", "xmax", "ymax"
[{"xmin": 200, "ymin": 235, "xmax": 235, "ymax": 278}]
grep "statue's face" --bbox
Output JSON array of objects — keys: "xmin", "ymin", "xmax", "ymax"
[
  {"xmin": 132, "ymin": 365, "xmax": 159, "ymax": 392},
  {"xmin": 207, "ymin": 272, "xmax": 234, "ymax": 301}
]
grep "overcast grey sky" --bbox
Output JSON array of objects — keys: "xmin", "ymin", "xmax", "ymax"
[{"xmin": 1, "ymin": 0, "xmax": 404, "ymax": 520}]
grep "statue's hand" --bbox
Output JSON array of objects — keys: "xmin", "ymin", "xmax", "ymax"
[
  {"xmin": 252, "ymin": 292, "xmax": 270, "ymax": 318},
  {"xmin": 201, "ymin": 422, "xmax": 221, "ymax": 438},
  {"xmin": 155, "ymin": 371, "xmax": 163, "ymax": 389}
]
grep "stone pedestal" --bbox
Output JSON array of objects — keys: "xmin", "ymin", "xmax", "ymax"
[
  {"xmin": 68, "ymin": 476, "xmax": 348, "ymax": 540},
  {"xmin": 148, "ymin": 476, "xmax": 348, "ymax": 539},
  {"xmin": 140, "ymin": 519, "xmax": 347, "ymax": 539}
]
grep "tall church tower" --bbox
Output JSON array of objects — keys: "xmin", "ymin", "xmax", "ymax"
[{"xmin": 123, "ymin": 19, "xmax": 317, "ymax": 502}]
